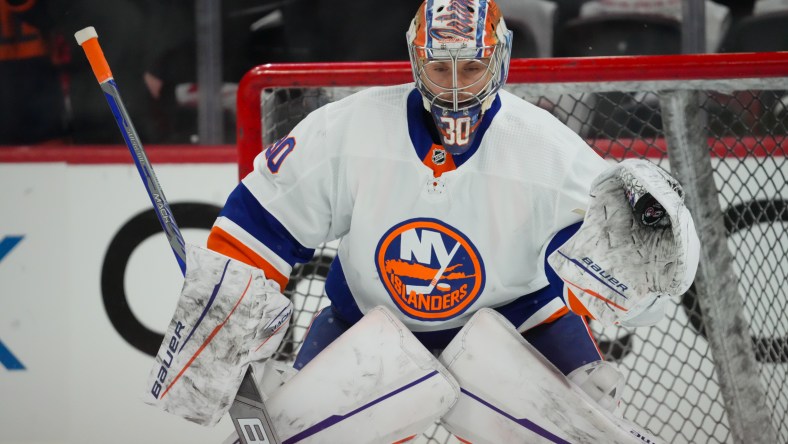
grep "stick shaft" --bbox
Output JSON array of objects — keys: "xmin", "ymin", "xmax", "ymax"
[
  {"xmin": 76, "ymin": 27, "xmax": 186, "ymax": 273},
  {"xmin": 101, "ymin": 80, "xmax": 187, "ymax": 273},
  {"xmin": 75, "ymin": 27, "xmax": 281, "ymax": 444}
]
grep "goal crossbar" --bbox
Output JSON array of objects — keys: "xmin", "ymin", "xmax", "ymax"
[{"xmin": 237, "ymin": 52, "xmax": 788, "ymax": 178}]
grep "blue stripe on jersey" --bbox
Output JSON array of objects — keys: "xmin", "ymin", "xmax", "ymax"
[
  {"xmin": 325, "ymin": 256, "xmax": 365, "ymax": 323},
  {"xmin": 406, "ymin": 88, "xmax": 501, "ymax": 168},
  {"xmin": 495, "ymin": 285, "xmax": 557, "ymax": 326},
  {"xmin": 544, "ymin": 221, "xmax": 583, "ymax": 303},
  {"xmin": 524, "ymin": 311, "xmax": 602, "ymax": 375},
  {"xmin": 293, "ymin": 307, "xmax": 352, "ymax": 370},
  {"xmin": 219, "ymin": 183, "xmax": 315, "ymax": 266}
]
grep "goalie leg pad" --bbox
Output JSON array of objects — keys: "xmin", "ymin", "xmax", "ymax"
[
  {"xmin": 250, "ymin": 358, "xmax": 298, "ymax": 402},
  {"xmin": 439, "ymin": 308, "xmax": 661, "ymax": 444},
  {"xmin": 262, "ymin": 306, "xmax": 459, "ymax": 443},
  {"xmin": 142, "ymin": 245, "xmax": 292, "ymax": 426}
]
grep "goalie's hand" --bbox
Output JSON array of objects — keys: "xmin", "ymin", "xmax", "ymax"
[{"xmin": 548, "ymin": 159, "xmax": 700, "ymax": 327}]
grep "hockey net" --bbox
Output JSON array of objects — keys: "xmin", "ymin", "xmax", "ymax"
[{"xmin": 236, "ymin": 53, "xmax": 788, "ymax": 444}]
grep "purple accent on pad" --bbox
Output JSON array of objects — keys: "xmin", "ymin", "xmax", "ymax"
[
  {"xmin": 324, "ymin": 255, "xmax": 365, "ymax": 323},
  {"xmin": 556, "ymin": 250, "xmax": 628, "ymax": 299},
  {"xmin": 460, "ymin": 388, "xmax": 571, "ymax": 444},
  {"xmin": 179, "ymin": 259, "xmax": 230, "ymax": 352},
  {"xmin": 283, "ymin": 370, "xmax": 441, "ymax": 443}
]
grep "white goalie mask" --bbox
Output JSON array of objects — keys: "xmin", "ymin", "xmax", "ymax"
[{"xmin": 407, "ymin": 0, "xmax": 512, "ymax": 154}]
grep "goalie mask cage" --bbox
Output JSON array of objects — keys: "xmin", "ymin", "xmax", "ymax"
[{"xmin": 237, "ymin": 53, "xmax": 788, "ymax": 444}]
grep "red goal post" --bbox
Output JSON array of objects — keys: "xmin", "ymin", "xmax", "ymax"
[{"xmin": 236, "ymin": 52, "xmax": 788, "ymax": 444}]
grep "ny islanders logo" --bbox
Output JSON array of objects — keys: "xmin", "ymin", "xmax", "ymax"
[{"xmin": 375, "ymin": 218, "xmax": 485, "ymax": 321}]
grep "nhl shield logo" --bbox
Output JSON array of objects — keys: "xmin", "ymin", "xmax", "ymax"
[
  {"xmin": 375, "ymin": 218, "xmax": 485, "ymax": 321},
  {"xmin": 432, "ymin": 148, "xmax": 446, "ymax": 165}
]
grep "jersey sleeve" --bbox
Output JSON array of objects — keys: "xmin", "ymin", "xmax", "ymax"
[
  {"xmin": 208, "ymin": 105, "xmax": 347, "ymax": 290},
  {"xmin": 552, "ymin": 130, "xmax": 610, "ymax": 231},
  {"xmin": 538, "ymin": 123, "xmax": 610, "ymax": 309}
]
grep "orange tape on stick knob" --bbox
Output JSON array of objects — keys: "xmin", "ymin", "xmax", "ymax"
[{"xmin": 74, "ymin": 27, "xmax": 113, "ymax": 83}]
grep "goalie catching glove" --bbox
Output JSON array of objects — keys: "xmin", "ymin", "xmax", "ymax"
[
  {"xmin": 142, "ymin": 245, "xmax": 292, "ymax": 426},
  {"xmin": 548, "ymin": 159, "xmax": 700, "ymax": 327}
]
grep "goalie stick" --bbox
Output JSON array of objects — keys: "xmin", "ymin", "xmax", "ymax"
[{"xmin": 74, "ymin": 26, "xmax": 281, "ymax": 444}]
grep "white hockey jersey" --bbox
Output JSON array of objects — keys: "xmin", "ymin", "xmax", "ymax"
[{"xmin": 209, "ymin": 84, "xmax": 609, "ymax": 332}]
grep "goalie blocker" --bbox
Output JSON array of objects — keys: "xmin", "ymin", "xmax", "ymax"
[
  {"xmin": 143, "ymin": 245, "xmax": 292, "ymax": 426},
  {"xmin": 548, "ymin": 159, "xmax": 700, "ymax": 327}
]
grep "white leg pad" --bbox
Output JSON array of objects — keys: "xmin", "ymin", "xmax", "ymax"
[
  {"xmin": 265, "ymin": 306, "xmax": 460, "ymax": 443},
  {"xmin": 438, "ymin": 308, "xmax": 661, "ymax": 444},
  {"xmin": 250, "ymin": 358, "xmax": 298, "ymax": 401}
]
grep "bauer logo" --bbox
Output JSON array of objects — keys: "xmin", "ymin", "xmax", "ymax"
[
  {"xmin": 375, "ymin": 218, "xmax": 485, "ymax": 321},
  {"xmin": 581, "ymin": 256, "xmax": 629, "ymax": 294},
  {"xmin": 150, "ymin": 321, "xmax": 185, "ymax": 399}
]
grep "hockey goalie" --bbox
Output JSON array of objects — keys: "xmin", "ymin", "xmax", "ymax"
[{"xmin": 142, "ymin": 0, "xmax": 699, "ymax": 442}]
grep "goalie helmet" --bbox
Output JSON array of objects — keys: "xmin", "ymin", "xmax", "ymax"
[{"xmin": 406, "ymin": 0, "xmax": 512, "ymax": 155}]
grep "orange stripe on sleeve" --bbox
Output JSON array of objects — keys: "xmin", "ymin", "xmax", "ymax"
[
  {"xmin": 564, "ymin": 279, "xmax": 628, "ymax": 313},
  {"xmin": 580, "ymin": 314, "xmax": 604, "ymax": 359},
  {"xmin": 541, "ymin": 306, "xmax": 570, "ymax": 325},
  {"xmin": 207, "ymin": 226, "xmax": 289, "ymax": 290},
  {"xmin": 566, "ymin": 287, "xmax": 596, "ymax": 320}
]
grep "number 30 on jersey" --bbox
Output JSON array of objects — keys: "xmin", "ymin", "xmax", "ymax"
[
  {"xmin": 440, "ymin": 116, "xmax": 472, "ymax": 145},
  {"xmin": 264, "ymin": 136, "xmax": 296, "ymax": 173}
]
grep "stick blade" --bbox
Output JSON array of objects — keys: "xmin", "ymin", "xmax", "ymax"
[{"xmin": 228, "ymin": 370, "xmax": 282, "ymax": 444}]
